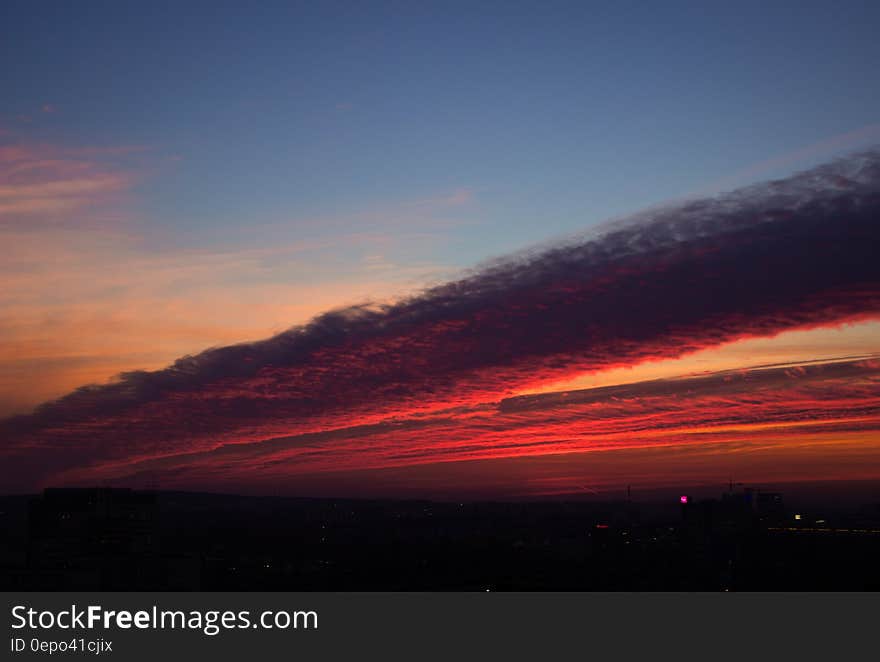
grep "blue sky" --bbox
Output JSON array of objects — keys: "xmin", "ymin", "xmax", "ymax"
[
  {"xmin": 2, "ymin": 1, "xmax": 880, "ymax": 416},
  {"xmin": 4, "ymin": 1, "xmax": 880, "ymax": 260}
]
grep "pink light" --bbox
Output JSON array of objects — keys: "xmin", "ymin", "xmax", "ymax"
[{"xmin": 680, "ymin": 495, "xmax": 689, "ymax": 504}]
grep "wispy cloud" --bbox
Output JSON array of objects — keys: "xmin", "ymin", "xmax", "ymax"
[
  {"xmin": 0, "ymin": 141, "xmax": 134, "ymax": 222},
  {"xmin": 697, "ymin": 123, "xmax": 880, "ymax": 194},
  {"xmin": 0, "ymin": 135, "xmax": 460, "ymax": 420}
]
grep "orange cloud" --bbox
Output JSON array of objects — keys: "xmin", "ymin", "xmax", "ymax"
[
  {"xmin": 0, "ymin": 136, "xmax": 459, "ymax": 418},
  {"xmin": 522, "ymin": 321, "xmax": 880, "ymax": 396}
]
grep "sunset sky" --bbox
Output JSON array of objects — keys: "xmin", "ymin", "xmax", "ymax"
[{"xmin": 2, "ymin": 2, "xmax": 879, "ymax": 497}]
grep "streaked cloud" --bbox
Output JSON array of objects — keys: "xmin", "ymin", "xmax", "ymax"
[
  {"xmin": 2, "ymin": 149, "xmax": 878, "ymax": 493},
  {"xmin": 0, "ymin": 141, "xmax": 133, "ymax": 222},
  {"xmin": 46, "ymin": 355, "xmax": 880, "ymax": 497}
]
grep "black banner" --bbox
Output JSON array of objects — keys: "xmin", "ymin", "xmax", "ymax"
[{"xmin": 4, "ymin": 593, "xmax": 877, "ymax": 660}]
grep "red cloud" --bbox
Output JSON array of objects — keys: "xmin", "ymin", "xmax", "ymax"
[
  {"xmin": 55, "ymin": 356, "xmax": 880, "ymax": 496},
  {"xmin": 2, "ymin": 150, "xmax": 880, "ymax": 493}
]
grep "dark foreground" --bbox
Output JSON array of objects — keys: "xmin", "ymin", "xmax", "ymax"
[{"xmin": 2, "ymin": 485, "xmax": 879, "ymax": 591}]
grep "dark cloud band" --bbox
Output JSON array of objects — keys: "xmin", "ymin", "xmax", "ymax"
[{"xmin": 2, "ymin": 150, "xmax": 879, "ymax": 491}]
